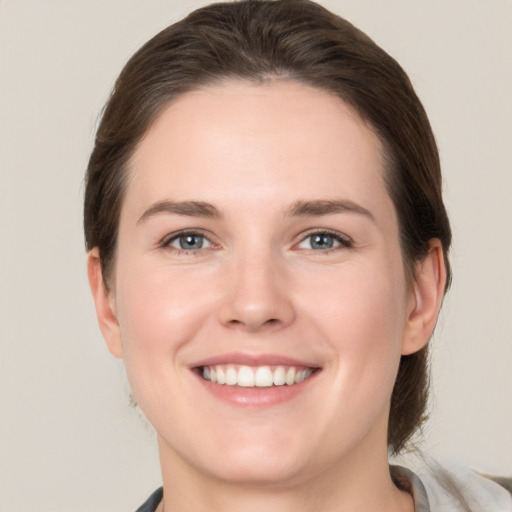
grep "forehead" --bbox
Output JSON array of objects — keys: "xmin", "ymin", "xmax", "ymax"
[{"xmin": 125, "ymin": 80, "xmax": 394, "ymax": 226}]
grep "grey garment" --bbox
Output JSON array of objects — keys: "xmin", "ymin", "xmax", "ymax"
[
  {"xmin": 391, "ymin": 465, "xmax": 432, "ymax": 511},
  {"xmin": 402, "ymin": 462, "xmax": 512, "ymax": 512},
  {"xmin": 485, "ymin": 476, "xmax": 512, "ymax": 494}
]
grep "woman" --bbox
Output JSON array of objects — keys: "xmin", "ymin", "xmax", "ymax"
[{"xmin": 84, "ymin": 1, "xmax": 511, "ymax": 510}]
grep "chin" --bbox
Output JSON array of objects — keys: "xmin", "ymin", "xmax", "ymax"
[
  {"xmin": 162, "ymin": 425, "xmax": 314, "ymax": 487},
  {"xmin": 203, "ymin": 451, "xmax": 309, "ymax": 487}
]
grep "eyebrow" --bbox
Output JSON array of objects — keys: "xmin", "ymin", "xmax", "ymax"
[
  {"xmin": 137, "ymin": 200, "xmax": 222, "ymax": 224},
  {"xmin": 285, "ymin": 199, "xmax": 375, "ymax": 221}
]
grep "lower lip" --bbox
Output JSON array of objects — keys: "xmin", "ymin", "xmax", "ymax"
[{"xmin": 194, "ymin": 371, "xmax": 319, "ymax": 407}]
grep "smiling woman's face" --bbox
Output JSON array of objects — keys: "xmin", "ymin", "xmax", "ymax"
[{"xmin": 90, "ymin": 80, "xmax": 430, "ymax": 486}]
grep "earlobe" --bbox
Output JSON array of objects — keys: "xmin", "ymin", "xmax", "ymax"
[
  {"xmin": 402, "ymin": 239, "xmax": 447, "ymax": 355},
  {"xmin": 87, "ymin": 249, "xmax": 123, "ymax": 358}
]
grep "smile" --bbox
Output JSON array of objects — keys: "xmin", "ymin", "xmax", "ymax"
[{"xmin": 201, "ymin": 365, "xmax": 315, "ymax": 388}]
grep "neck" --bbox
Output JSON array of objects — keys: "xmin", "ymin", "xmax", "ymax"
[{"xmin": 157, "ymin": 437, "xmax": 413, "ymax": 512}]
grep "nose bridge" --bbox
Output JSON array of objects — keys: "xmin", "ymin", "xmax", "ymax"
[{"xmin": 219, "ymin": 240, "xmax": 295, "ymax": 332}]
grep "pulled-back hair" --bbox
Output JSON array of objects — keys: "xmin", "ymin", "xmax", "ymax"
[{"xmin": 84, "ymin": 0, "xmax": 452, "ymax": 454}]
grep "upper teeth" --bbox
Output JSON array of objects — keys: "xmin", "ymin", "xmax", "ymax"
[{"xmin": 202, "ymin": 365, "xmax": 314, "ymax": 387}]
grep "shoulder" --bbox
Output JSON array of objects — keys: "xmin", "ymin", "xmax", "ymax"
[
  {"xmin": 395, "ymin": 460, "xmax": 512, "ymax": 512},
  {"xmin": 483, "ymin": 475, "xmax": 512, "ymax": 494},
  {"xmin": 423, "ymin": 464, "xmax": 512, "ymax": 512},
  {"xmin": 135, "ymin": 487, "xmax": 163, "ymax": 512}
]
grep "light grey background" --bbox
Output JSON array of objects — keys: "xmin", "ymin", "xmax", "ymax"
[{"xmin": 1, "ymin": 1, "xmax": 511, "ymax": 511}]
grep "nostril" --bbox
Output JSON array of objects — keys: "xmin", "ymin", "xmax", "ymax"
[{"xmin": 226, "ymin": 316, "xmax": 282, "ymax": 332}]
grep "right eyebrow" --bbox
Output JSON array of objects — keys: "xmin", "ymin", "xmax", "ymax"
[{"xmin": 137, "ymin": 200, "xmax": 222, "ymax": 225}]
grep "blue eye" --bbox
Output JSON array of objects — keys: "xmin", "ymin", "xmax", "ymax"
[
  {"xmin": 166, "ymin": 232, "xmax": 211, "ymax": 251},
  {"xmin": 178, "ymin": 234, "xmax": 204, "ymax": 250},
  {"xmin": 297, "ymin": 231, "xmax": 351, "ymax": 250},
  {"xmin": 309, "ymin": 233, "xmax": 335, "ymax": 249}
]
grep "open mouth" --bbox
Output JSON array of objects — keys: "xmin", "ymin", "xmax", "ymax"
[{"xmin": 199, "ymin": 365, "xmax": 317, "ymax": 388}]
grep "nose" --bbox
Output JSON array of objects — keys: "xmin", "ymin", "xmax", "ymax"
[{"xmin": 218, "ymin": 249, "xmax": 296, "ymax": 333}]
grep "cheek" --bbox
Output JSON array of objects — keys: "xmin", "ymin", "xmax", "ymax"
[
  {"xmin": 115, "ymin": 269, "xmax": 203, "ymax": 352},
  {"xmin": 305, "ymin": 260, "xmax": 408, "ymax": 393},
  {"xmin": 306, "ymin": 257, "xmax": 407, "ymax": 343}
]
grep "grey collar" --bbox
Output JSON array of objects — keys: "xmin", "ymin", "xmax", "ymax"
[{"xmin": 391, "ymin": 465, "xmax": 431, "ymax": 512}]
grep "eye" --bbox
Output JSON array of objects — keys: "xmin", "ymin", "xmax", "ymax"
[
  {"xmin": 164, "ymin": 231, "xmax": 214, "ymax": 252},
  {"xmin": 297, "ymin": 231, "xmax": 352, "ymax": 251}
]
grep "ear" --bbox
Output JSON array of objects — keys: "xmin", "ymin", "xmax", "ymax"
[
  {"xmin": 87, "ymin": 248, "xmax": 123, "ymax": 358},
  {"xmin": 402, "ymin": 239, "xmax": 447, "ymax": 355}
]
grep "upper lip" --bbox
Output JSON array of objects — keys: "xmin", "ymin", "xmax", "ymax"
[{"xmin": 191, "ymin": 352, "xmax": 322, "ymax": 369}]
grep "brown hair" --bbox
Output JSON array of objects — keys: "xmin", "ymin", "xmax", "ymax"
[{"xmin": 84, "ymin": 0, "xmax": 452, "ymax": 454}]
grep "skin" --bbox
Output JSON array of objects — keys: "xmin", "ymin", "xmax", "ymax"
[{"xmin": 88, "ymin": 80, "xmax": 446, "ymax": 512}]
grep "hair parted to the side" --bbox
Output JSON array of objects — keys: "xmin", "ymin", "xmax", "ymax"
[{"xmin": 84, "ymin": 0, "xmax": 452, "ymax": 454}]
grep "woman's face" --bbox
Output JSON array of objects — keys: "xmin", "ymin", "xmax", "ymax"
[{"xmin": 96, "ymin": 80, "xmax": 425, "ymax": 486}]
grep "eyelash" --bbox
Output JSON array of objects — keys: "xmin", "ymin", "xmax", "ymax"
[
  {"xmin": 296, "ymin": 229, "xmax": 354, "ymax": 252},
  {"xmin": 159, "ymin": 230, "xmax": 216, "ymax": 255},
  {"xmin": 159, "ymin": 229, "xmax": 353, "ymax": 255}
]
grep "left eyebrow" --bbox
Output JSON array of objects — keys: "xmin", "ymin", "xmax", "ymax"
[{"xmin": 285, "ymin": 199, "xmax": 375, "ymax": 222}]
